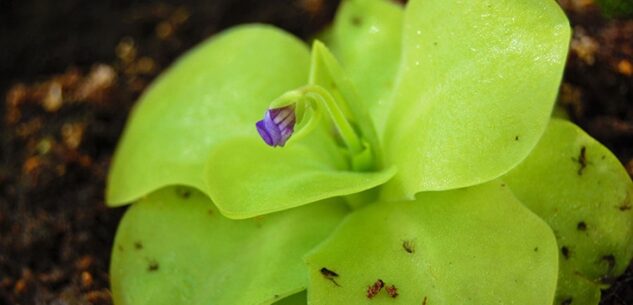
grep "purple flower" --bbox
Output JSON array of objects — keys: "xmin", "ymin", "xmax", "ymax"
[{"xmin": 255, "ymin": 106, "xmax": 296, "ymax": 147}]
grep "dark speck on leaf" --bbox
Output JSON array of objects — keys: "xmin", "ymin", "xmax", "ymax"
[
  {"xmin": 422, "ymin": 296, "xmax": 428, "ymax": 305},
  {"xmin": 561, "ymin": 298, "xmax": 573, "ymax": 305},
  {"xmin": 351, "ymin": 16, "xmax": 362, "ymax": 26},
  {"xmin": 176, "ymin": 187, "xmax": 191, "ymax": 199},
  {"xmin": 561, "ymin": 246, "xmax": 570, "ymax": 259},
  {"xmin": 534, "ymin": 247, "xmax": 539, "ymax": 252},
  {"xmin": 619, "ymin": 203, "xmax": 632, "ymax": 211},
  {"xmin": 403, "ymin": 240, "xmax": 415, "ymax": 253},
  {"xmin": 577, "ymin": 221, "xmax": 587, "ymax": 231},
  {"xmin": 134, "ymin": 241, "xmax": 143, "ymax": 250},
  {"xmin": 320, "ymin": 267, "xmax": 340, "ymax": 287},
  {"xmin": 573, "ymin": 146, "xmax": 587, "ymax": 175},
  {"xmin": 515, "ymin": 135, "xmax": 520, "ymax": 141},
  {"xmin": 147, "ymin": 260, "xmax": 159, "ymax": 272}
]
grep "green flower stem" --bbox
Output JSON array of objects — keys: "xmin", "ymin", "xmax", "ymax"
[
  {"xmin": 303, "ymin": 85, "xmax": 364, "ymax": 154},
  {"xmin": 270, "ymin": 84, "xmax": 372, "ymax": 171}
]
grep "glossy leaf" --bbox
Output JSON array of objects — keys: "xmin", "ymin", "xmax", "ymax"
[
  {"xmin": 305, "ymin": 182, "xmax": 559, "ymax": 305},
  {"xmin": 110, "ymin": 187, "xmax": 348, "ymax": 305},
  {"xmin": 204, "ymin": 137, "xmax": 396, "ymax": 218},
  {"xmin": 205, "ymin": 42, "xmax": 399, "ymax": 218},
  {"xmin": 324, "ymin": 0, "xmax": 403, "ymax": 132},
  {"xmin": 381, "ymin": 0, "xmax": 571, "ymax": 199},
  {"xmin": 503, "ymin": 119, "xmax": 633, "ymax": 305},
  {"xmin": 107, "ymin": 25, "xmax": 310, "ymax": 206}
]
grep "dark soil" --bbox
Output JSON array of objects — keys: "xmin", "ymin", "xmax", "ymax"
[{"xmin": 0, "ymin": 0, "xmax": 631, "ymax": 304}]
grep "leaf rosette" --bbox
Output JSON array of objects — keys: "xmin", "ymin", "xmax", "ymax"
[{"xmin": 106, "ymin": 1, "xmax": 633, "ymax": 305}]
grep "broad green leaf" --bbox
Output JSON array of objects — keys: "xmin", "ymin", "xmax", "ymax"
[
  {"xmin": 503, "ymin": 119, "xmax": 633, "ymax": 305},
  {"xmin": 205, "ymin": 137, "xmax": 396, "ymax": 218},
  {"xmin": 203, "ymin": 42, "xmax": 398, "ymax": 218},
  {"xmin": 110, "ymin": 187, "xmax": 348, "ymax": 305},
  {"xmin": 324, "ymin": 0, "xmax": 403, "ymax": 132},
  {"xmin": 305, "ymin": 182, "xmax": 559, "ymax": 305},
  {"xmin": 381, "ymin": 0, "xmax": 571, "ymax": 199},
  {"xmin": 107, "ymin": 25, "xmax": 310, "ymax": 206}
]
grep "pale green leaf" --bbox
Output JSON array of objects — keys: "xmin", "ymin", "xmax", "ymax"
[
  {"xmin": 503, "ymin": 119, "xmax": 633, "ymax": 305},
  {"xmin": 324, "ymin": 0, "xmax": 403, "ymax": 132},
  {"xmin": 203, "ymin": 41, "xmax": 399, "ymax": 218},
  {"xmin": 305, "ymin": 182, "xmax": 559, "ymax": 305},
  {"xmin": 382, "ymin": 0, "xmax": 571, "ymax": 199},
  {"xmin": 106, "ymin": 25, "xmax": 310, "ymax": 206},
  {"xmin": 204, "ymin": 137, "xmax": 396, "ymax": 218},
  {"xmin": 110, "ymin": 187, "xmax": 348, "ymax": 305}
]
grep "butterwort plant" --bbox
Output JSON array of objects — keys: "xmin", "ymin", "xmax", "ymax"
[{"xmin": 106, "ymin": 0, "xmax": 633, "ymax": 304}]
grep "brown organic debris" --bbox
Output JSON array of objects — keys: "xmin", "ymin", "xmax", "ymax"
[
  {"xmin": 80, "ymin": 271, "xmax": 93, "ymax": 288},
  {"xmin": 366, "ymin": 279, "xmax": 384, "ymax": 299},
  {"xmin": 573, "ymin": 146, "xmax": 587, "ymax": 175},
  {"xmin": 385, "ymin": 285, "xmax": 399, "ymax": 298}
]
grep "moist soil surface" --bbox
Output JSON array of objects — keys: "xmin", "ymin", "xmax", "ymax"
[{"xmin": 1, "ymin": 0, "xmax": 632, "ymax": 304}]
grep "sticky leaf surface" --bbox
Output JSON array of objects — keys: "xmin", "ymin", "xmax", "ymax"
[
  {"xmin": 306, "ymin": 182, "xmax": 559, "ymax": 305},
  {"xmin": 110, "ymin": 187, "xmax": 348, "ymax": 305},
  {"xmin": 107, "ymin": 25, "xmax": 310, "ymax": 206},
  {"xmin": 325, "ymin": 0, "xmax": 403, "ymax": 132},
  {"xmin": 504, "ymin": 119, "xmax": 633, "ymax": 305},
  {"xmin": 205, "ymin": 137, "xmax": 396, "ymax": 218},
  {"xmin": 204, "ymin": 40, "xmax": 400, "ymax": 218},
  {"xmin": 382, "ymin": 0, "xmax": 571, "ymax": 199}
]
